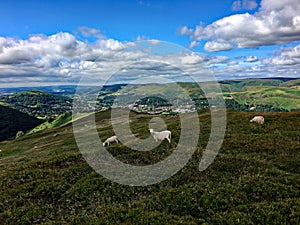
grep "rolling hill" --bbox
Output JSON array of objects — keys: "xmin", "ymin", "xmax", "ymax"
[
  {"xmin": 281, "ymin": 78, "xmax": 300, "ymax": 87},
  {"xmin": 0, "ymin": 109, "xmax": 299, "ymax": 224},
  {"xmin": 223, "ymin": 86, "xmax": 300, "ymax": 111},
  {"xmin": 0, "ymin": 105, "xmax": 43, "ymax": 142},
  {"xmin": 0, "ymin": 90, "xmax": 72, "ymax": 117}
]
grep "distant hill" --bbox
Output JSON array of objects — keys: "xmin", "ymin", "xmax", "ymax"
[
  {"xmin": 0, "ymin": 90, "xmax": 72, "ymax": 117},
  {"xmin": 0, "ymin": 78, "xmax": 300, "ymax": 115},
  {"xmin": 281, "ymin": 78, "xmax": 300, "ymax": 87},
  {"xmin": 220, "ymin": 78, "xmax": 300, "ymax": 111},
  {"xmin": 220, "ymin": 78, "xmax": 286, "ymax": 88},
  {"xmin": 0, "ymin": 85, "xmax": 94, "ymax": 95},
  {"xmin": 94, "ymin": 79, "xmax": 300, "ymax": 112},
  {"xmin": 0, "ymin": 105, "xmax": 42, "ymax": 142}
]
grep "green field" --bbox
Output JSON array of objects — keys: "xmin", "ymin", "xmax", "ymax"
[
  {"xmin": 0, "ymin": 109, "xmax": 299, "ymax": 224},
  {"xmin": 97, "ymin": 79, "xmax": 300, "ymax": 111},
  {"xmin": 223, "ymin": 86, "xmax": 300, "ymax": 110}
]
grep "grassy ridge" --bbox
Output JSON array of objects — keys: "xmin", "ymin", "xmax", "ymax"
[
  {"xmin": 222, "ymin": 85, "xmax": 300, "ymax": 111},
  {"xmin": 0, "ymin": 105, "xmax": 42, "ymax": 142},
  {"xmin": 28, "ymin": 112, "xmax": 73, "ymax": 134},
  {"xmin": 96, "ymin": 79, "xmax": 300, "ymax": 111},
  {"xmin": 0, "ymin": 110, "xmax": 299, "ymax": 224},
  {"xmin": 0, "ymin": 90, "xmax": 72, "ymax": 117}
]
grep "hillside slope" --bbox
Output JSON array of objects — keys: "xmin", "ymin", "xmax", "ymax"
[
  {"xmin": 282, "ymin": 78, "xmax": 300, "ymax": 87},
  {"xmin": 0, "ymin": 105, "xmax": 42, "ymax": 142},
  {"xmin": 0, "ymin": 90, "xmax": 72, "ymax": 117},
  {"xmin": 0, "ymin": 110, "xmax": 299, "ymax": 224}
]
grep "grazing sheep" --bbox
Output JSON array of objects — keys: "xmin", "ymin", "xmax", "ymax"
[
  {"xmin": 103, "ymin": 135, "xmax": 119, "ymax": 146},
  {"xmin": 250, "ymin": 116, "xmax": 265, "ymax": 124},
  {"xmin": 149, "ymin": 128, "xmax": 171, "ymax": 143}
]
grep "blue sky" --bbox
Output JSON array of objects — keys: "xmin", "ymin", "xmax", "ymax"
[
  {"xmin": 0, "ymin": 0, "xmax": 300, "ymax": 87},
  {"xmin": 0, "ymin": 0, "xmax": 229, "ymax": 41}
]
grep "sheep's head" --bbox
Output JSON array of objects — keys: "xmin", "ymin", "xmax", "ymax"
[
  {"xmin": 149, "ymin": 128, "xmax": 154, "ymax": 133},
  {"xmin": 102, "ymin": 142, "xmax": 106, "ymax": 146}
]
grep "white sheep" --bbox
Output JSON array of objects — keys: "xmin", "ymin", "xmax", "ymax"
[
  {"xmin": 103, "ymin": 135, "xmax": 119, "ymax": 146},
  {"xmin": 149, "ymin": 128, "xmax": 171, "ymax": 143},
  {"xmin": 250, "ymin": 115, "xmax": 265, "ymax": 124}
]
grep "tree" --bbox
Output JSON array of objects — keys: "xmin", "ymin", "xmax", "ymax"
[{"xmin": 16, "ymin": 131, "xmax": 25, "ymax": 138}]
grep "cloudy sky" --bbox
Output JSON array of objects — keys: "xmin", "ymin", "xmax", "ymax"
[{"xmin": 0, "ymin": 0, "xmax": 300, "ymax": 87}]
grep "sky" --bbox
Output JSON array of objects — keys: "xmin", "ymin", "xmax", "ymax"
[{"xmin": 0, "ymin": 0, "xmax": 300, "ymax": 87}]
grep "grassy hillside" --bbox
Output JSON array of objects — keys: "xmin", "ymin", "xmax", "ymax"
[
  {"xmin": 219, "ymin": 78, "xmax": 300, "ymax": 111},
  {"xmin": 0, "ymin": 105, "xmax": 42, "ymax": 142},
  {"xmin": 95, "ymin": 79, "xmax": 300, "ymax": 111},
  {"xmin": 28, "ymin": 112, "xmax": 73, "ymax": 134},
  {"xmin": 282, "ymin": 78, "xmax": 300, "ymax": 87},
  {"xmin": 223, "ymin": 86, "xmax": 300, "ymax": 111},
  {"xmin": 220, "ymin": 78, "xmax": 285, "ymax": 89},
  {"xmin": 0, "ymin": 90, "xmax": 72, "ymax": 117},
  {"xmin": 0, "ymin": 109, "xmax": 299, "ymax": 224}
]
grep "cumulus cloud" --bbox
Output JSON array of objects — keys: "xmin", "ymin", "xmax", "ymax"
[
  {"xmin": 76, "ymin": 26, "xmax": 105, "ymax": 39},
  {"xmin": 135, "ymin": 35, "xmax": 161, "ymax": 45},
  {"xmin": 181, "ymin": 0, "xmax": 300, "ymax": 52},
  {"xmin": 0, "ymin": 31, "xmax": 221, "ymax": 86},
  {"xmin": 244, "ymin": 56, "xmax": 259, "ymax": 63},
  {"xmin": 266, "ymin": 44, "xmax": 300, "ymax": 65},
  {"xmin": 1, "ymin": 29, "xmax": 299, "ymax": 87},
  {"xmin": 232, "ymin": 0, "xmax": 258, "ymax": 11},
  {"xmin": 0, "ymin": 32, "xmax": 146, "ymax": 86},
  {"xmin": 181, "ymin": 53, "xmax": 206, "ymax": 64},
  {"xmin": 204, "ymin": 41, "xmax": 233, "ymax": 52}
]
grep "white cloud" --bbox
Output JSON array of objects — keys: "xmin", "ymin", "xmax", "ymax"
[
  {"xmin": 76, "ymin": 26, "xmax": 105, "ymax": 39},
  {"xmin": 245, "ymin": 56, "xmax": 259, "ymax": 63},
  {"xmin": 181, "ymin": 53, "xmax": 205, "ymax": 64},
  {"xmin": 266, "ymin": 44, "xmax": 300, "ymax": 66},
  {"xmin": 232, "ymin": 0, "xmax": 258, "ymax": 11},
  {"xmin": 147, "ymin": 39, "xmax": 161, "ymax": 45},
  {"xmin": 181, "ymin": 0, "xmax": 300, "ymax": 52},
  {"xmin": 0, "ymin": 29, "xmax": 299, "ymax": 87},
  {"xmin": 204, "ymin": 41, "xmax": 233, "ymax": 52},
  {"xmin": 189, "ymin": 41, "xmax": 199, "ymax": 48}
]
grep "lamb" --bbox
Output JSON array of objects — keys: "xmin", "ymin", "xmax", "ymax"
[
  {"xmin": 103, "ymin": 135, "xmax": 119, "ymax": 146},
  {"xmin": 149, "ymin": 128, "xmax": 171, "ymax": 143},
  {"xmin": 250, "ymin": 115, "xmax": 265, "ymax": 124}
]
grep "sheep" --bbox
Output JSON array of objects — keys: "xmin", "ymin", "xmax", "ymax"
[
  {"xmin": 250, "ymin": 115, "xmax": 265, "ymax": 124},
  {"xmin": 149, "ymin": 128, "xmax": 171, "ymax": 143},
  {"xmin": 103, "ymin": 135, "xmax": 119, "ymax": 146}
]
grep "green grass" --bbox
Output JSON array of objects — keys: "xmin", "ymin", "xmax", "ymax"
[
  {"xmin": 28, "ymin": 112, "xmax": 92, "ymax": 134},
  {"xmin": 223, "ymin": 86, "xmax": 300, "ymax": 110},
  {"xmin": 0, "ymin": 109, "xmax": 299, "ymax": 224},
  {"xmin": 98, "ymin": 80, "xmax": 300, "ymax": 111}
]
